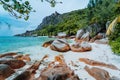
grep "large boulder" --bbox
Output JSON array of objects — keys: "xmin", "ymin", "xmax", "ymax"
[
  {"xmin": 76, "ymin": 31, "xmax": 90, "ymax": 42},
  {"xmin": 80, "ymin": 32, "xmax": 90, "ymax": 42},
  {"xmin": 76, "ymin": 29, "xmax": 85, "ymax": 40},
  {"xmin": 50, "ymin": 39, "xmax": 70, "ymax": 52},
  {"xmin": 42, "ymin": 40, "xmax": 53, "ymax": 48},
  {"xmin": 70, "ymin": 42, "xmax": 92, "ymax": 52},
  {"xmin": 0, "ymin": 64, "xmax": 15, "ymax": 80},
  {"xmin": 85, "ymin": 66, "xmax": 110, "ymax": 80},
  {"xmin": 0, "ymin": 59, "xmax": 26, "ymax": 69},
  {"xmin": 37, "ymin": 55, "xmax": 80, "ymax": 80}
]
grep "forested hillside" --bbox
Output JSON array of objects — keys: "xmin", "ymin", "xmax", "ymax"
[{"xmin": 34, "ymin": 0, "xmax": 119, "ymax": 36}]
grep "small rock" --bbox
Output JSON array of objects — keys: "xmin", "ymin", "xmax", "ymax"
[{"xmin": 42, "ymin": 40, "xmax": 53, "ymax": 48}]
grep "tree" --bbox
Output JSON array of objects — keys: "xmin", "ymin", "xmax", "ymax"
[{"xmin": 0, "ymin": 0, "xmax": 62, "ymax": 20}]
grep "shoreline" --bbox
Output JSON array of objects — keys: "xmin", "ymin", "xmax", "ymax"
[
  {"xmin": 0, "ymin": 37, "xmax": 120, "ymax": 80},
  {"xmin": 3, "ymin": 40, "xmax": 120, "ymax": 80}
]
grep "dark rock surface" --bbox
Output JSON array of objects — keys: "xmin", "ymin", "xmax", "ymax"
[
  {"xmin": 0, "ymin": 59, "xmax": 26, "ymax": 69},
  {"xmin": 0, "ymin": 64, "xmax": 15, "ymax": 79}
]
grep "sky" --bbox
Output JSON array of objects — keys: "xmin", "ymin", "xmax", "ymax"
[{"xmin": 0, "ymin": 0, "xmax": 89, "ymax": 36}]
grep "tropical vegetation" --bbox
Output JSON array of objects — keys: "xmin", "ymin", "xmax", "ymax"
[{"xmin": 35, "ymin": 0, "xmax": 120, "ymax": 36}]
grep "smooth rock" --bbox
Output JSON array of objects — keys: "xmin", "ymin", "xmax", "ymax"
[
  {"xmin": 85, "ymin": 66, "xmax": 110, "ymax": 80},
  {"xmin": 76, "ymin": 29, "xmax": 85, "ymax": 39},
  {"xmin": 81, "ymin": 32, "xmax": 90, "ymax": 41},
  {"xmin": 50, "ymin": 39, "xmax": 70, "ymax": 52},
  {"xmin": 79, "ymin": 58, "xmax": 119, "ymax": 70}
]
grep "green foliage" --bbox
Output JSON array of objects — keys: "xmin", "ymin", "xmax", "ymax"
[
  {"xmin": 0, "ymin": 0, "xmax": 60, "ymax": 20},
  {"xmin": 109, "ymin": 23, "xmax": 120, "ymax": 55},
  {"xmin": 35, "ymin": 0, "xmax": 119, "ymax": 36},
  {"xmin": 109, "ymin": 23, "xmax": 120, "ymax": 40},
  {"xmin": 0, "ymin": 0, "xmax": 33, "ymax": 20}
]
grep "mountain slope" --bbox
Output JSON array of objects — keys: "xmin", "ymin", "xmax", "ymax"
[{"xmin": 16, "ymin": 0, "xmax": 119, "ymax": 37}]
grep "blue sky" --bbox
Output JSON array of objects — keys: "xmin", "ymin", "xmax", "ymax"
[{"xmin": 0, "ymin": 0, "xmax": 89, "ymax": 36}]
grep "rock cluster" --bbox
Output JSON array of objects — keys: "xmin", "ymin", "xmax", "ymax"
[
  {"xmin": 75, "ymin": 24, "xmax": 107, "ymax": 44},
  {"xmin": 37, "ymin": 55, "xmax": 80, "ymax": 80},
  {"xmin": 0, "ymin": 52, "xmax": 31, "ymax": 80},
  {"xmin": 10, "ymin": 55, "xmax": 79, "ymax": 80},
  {"xmin": 43, "ymin": 39, "xmax": 92, "ymax": 52}
]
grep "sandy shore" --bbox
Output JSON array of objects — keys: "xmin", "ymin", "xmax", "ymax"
[{"xmin": 6, "ymin": 39, "xmax": 120, "ymax": 80}]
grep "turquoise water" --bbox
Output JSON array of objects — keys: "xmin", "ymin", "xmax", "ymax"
[{"xmin": 0, "ymin": 36, "xmax": 54, "ymax": 53}]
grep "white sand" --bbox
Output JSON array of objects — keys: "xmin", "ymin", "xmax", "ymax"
[{"xmin": 7, "ymin": 40, "xmax": 120, "ymax": 80}]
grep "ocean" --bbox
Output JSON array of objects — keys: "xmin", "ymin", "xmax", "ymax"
[{"xmin": 0, "ymin": 36, "xmax": 54, "ymax": 53}]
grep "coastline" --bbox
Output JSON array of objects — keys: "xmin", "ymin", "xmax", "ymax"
[
  {"xmin": 0, "ymin": 36, "xmax": 55, "ymax": 54},
  {"xmin": 3, "ymin": 39, "xmax": 120, "ymax": 80}
]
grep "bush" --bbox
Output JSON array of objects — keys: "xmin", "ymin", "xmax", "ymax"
[
  {"xmin": 109, "ymin": 23, "xmax": 120, "ymax": 40},
  {"xmin": 109, "ymin": 23, "xmax": 120, "ymax": 55},
  {"xmin": 109, "ymin": 38, "xmax": 120, "ymax": 55}
]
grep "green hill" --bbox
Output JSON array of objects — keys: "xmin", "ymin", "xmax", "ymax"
[{"xmin": 34, "ymin": 0, "xmax": 119, "ymax": 36}]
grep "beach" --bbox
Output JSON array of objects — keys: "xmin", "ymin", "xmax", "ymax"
[{"xmin": 3, "ymin": 38, "xmax": 120, "ymax": 80}]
